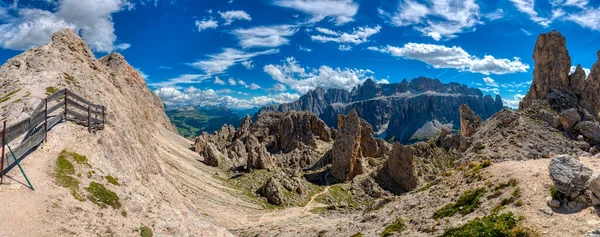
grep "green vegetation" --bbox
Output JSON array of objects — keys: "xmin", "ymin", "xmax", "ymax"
[
  {"xmin": 441, "ymin": 212, "xmax": 534, "ymax": 237},
  {"xmin": 317, "ymin": 230, "xmax": 327, "ymax": 237},
  {"xmin": 499, "ymin": 187, "xmax": 522, "ymax": 207},
  {"xmin": 106, "ymin": 175, "xmax": 120, "ymax": 186},
  {"xmin": 121, "ymin": 210, "xmax": 128, "ymax": 217},
  {"xmin": 166, "ymin": 108, "xmax": 243, "ymax": 138},
  {"xmin": 433, "ymin": 187, "xmax": 486, "ymax": 220},
  {"xmin": 45, "ymin": 86, "xmax": 58, "ymax": 96},
  {"xmin": 87, "ymin": 170, "xmax": 95, "ymax": 179},
  {"xmin": 350, "ymin": 232, "xmax": 363, "ymax": 237},
  {"xmin": 54, "ymin": 153, "xmax": 85, "ymax": 201},
  {"xmin": 64, "ymin": 73, "xmax": 76, "ymax": 85},
  {"xmin": 139, "ymin": 226, "xmax": 153, "ymax": 237},
  {"xmin": 380, "ymin": 218, "xmax": 406, "ymax": 236},
  {"xmin": 462, "ymin": 160, "xmax": 492, "ymax": 183},
  {"xmin": 0, "ymin": 88, "xmax": 21, "ymax": 103},
  {"xmin": 550, "ymin": 186, "xmax": 559, "ymax": 199},
  {"xmin": 416, "ymin": 182, "xmax": 435, "ymax": 193},
  {"xmin": 314, "ymin": 184, "xmax": 369, "ymax": 208},
  {"xmin": 85, "ymin": 182, "xmax": 122, "ymax": 209}
]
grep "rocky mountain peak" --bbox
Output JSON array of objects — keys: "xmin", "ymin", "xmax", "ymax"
[
  {"xmin": 520, "ymin": 30, "xmax": 572, "ymax": 109},
  {"xmin": 50, "ymin": 29, "xmax": 95, "ymax": 59}
]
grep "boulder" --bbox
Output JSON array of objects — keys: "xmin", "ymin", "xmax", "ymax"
[
  {"xmin": 587, "ymin": 173, "xmax": 600, "ymax": 204},
  {"xmin": 559, "ymin": 108, "xmax": 581, "ymax": 129},
  {"xmin": 586, "ymin": 229, "xmax": 600, "ymax": 237},
  {"xmin": 575, "ymin": 121, "xmax": 600, "ymax": 142},
  {"xmin": 459, "ymin": 104, "xmax": 481, "ymax": 137},
  {"xmin": 540, "ymin": 110, "xmax": 560, "ymax": 128},
  {"xmin": 202, "ymin": 143, "xmax": 227, "ymax": 168},
  {"xmin": 548, "ymin": 155, "xmax": 593, "ymax": 197},
  {"xmin": 261, "ymin": 177, "xmax": 285, "ymax": 205},
  {"xmin": 385, "ymin": 142, "xmax": 418, "ymax": 191}
]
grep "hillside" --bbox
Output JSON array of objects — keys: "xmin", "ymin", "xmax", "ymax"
[
  {"xmin": 166, "ymin": 107, "xmax": 243, "ymax": 138},
  {"xmin": 259, "ymin": 77, "xmax": 503, "ymax": 143}
]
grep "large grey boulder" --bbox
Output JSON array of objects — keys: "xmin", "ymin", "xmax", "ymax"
[
  {"xmin": 549, "ymin": 155, "xmax": 593, "ymax": 197},
  {"xmin": 261, "ymin": 177, "xmax": 285, "ymax": 205},
  {"xmin": 587, "ymin": 173, "xmax": 600, "ymax": 205},
  {"xmin": 586, "ymin": 228, "xmax": 600, "ymax": 237},
  {"xmin": 575, "ymin": 121, "xmax": 600, "ymax": 142},
  {"xmin": 559, "ymin": 108, "xmax": 581, "ymax": 129}
]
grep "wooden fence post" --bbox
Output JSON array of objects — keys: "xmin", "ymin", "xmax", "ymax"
[
  {"xmin": 1, "ymin": 120, "xmax": 6, "ymax": 184},
  {"xmin": 44, "ymin": 98, "xmax": 48, "ymax": 142},
  {"xmin": 87, "ymin": 104, "xmax": 91, "ymax": 133},
  {"xmin": 64, "ymin": 89, "xmax": 68, "ymax": 120}
]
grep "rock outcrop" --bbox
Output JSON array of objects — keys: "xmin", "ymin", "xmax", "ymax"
[
  {"xmin": 260, "ymin": 78, "xmax": 503, "ymax": 143},
  {"xmin": 459, "ymin": 104, "xmax": 481, "ymax": 137},
  {"xmin": 330, "ymin": 110, "xmax": 366, "ymax": 182},
  {"xmin": 549, "ymin": 155, "xmax": 593, "ymax": 198},
  {"xmin": 385, "ymin": 143, "xmax": 418, "ymax": 191}
]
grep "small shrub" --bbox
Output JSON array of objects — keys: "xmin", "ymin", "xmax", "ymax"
[
  {"xmin": 515, "ymin": 199, "xmax": 523, "ymax": 207},
  {"xmin": 550, "ymin": 186, "xmax": 559, "ymax": 199},
  {"xmin": 508, "ymin": 178, "xmax": 518, "ymax": 187},
  {"xmin": 45, "ymin": 87, "xmax": 58, "ymax": 96},
  {"xmin": 140, "ymin": 226, "xmax": 153, "ymax": 237},
  {"xmin": 85, "ymin": 182, "xmax": 122, "ymax": 209},
  {"xmin": 441, "ymin": 212, "xmax": 533, "ymax": 237},
  {"xmin": 106, "ymin": 175, "xmax": 120, "ymax": 186},
  {"xmin": 416, "ymin": 182, "xmax": 434, "ymax": 193},
  {"xmin": 487, "ymin": 189, "xmax": 502, "ymax": 200},
  {"xmin": 381, "ymin": 218, "xmax": 405, "ymax": 236},
  {"xmin": 121, "ymin": 210, "xmax": 128, "ymax": 217},
  {"xmin": 433, "ymin": 187, "xmax": 486, "ymax": 219}
]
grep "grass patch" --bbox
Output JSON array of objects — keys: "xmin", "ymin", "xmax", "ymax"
[
  {"xmin": 106, "ymin": 175, "xmax": 120, "ymax": 186},
  {"xmin": 350, "ymin": 232, "xmax": 363, "ymax": 237},
  {"xmin": 85, "ymin": 182, "xmax": 122, "ymax": 209},
  {"xmin": 45, "ymin": 86, "xmax": 58, "ymax": 96},
  {"xmin": 416, "ymin": 182, "xmax": 435, "ymax": 193},
  {"xmin": 433, "ymin": 187, "xmax": 486, "ymax": 220},
  {"xmin": 0, "ymin": 88, "xmax": 21, "ymax": 103},
  {"xmin": 310, "ymin": 207, "xmax": 329, "ymax": 214},
  {"xmin": 121, "ymin": 210, "xmax": 128, "ymax": 217},
  {"xmin": 140, "ymin": 226, "xmax": 153, "ymax": 237},
  {"xmin": 380, "ymin": 218, "xmax": 406, "ymax": 236},
  {"xmin": 54, "ymin": 154, "xmax": 85, "ymax": 201},
  {"xmin": 87, "ymin": 170, "xmax": 95, "ymax": 179},
  {"xmin": 64, "ymin": 73, "xmax": 76, "ymax": 85},
  {"xmin": 550, "ymin": 186, "xmax": 559, "ymax": 199},
  {"xmin": 441, "ymin": 212, "xmax": 534, "ymax": 237}
]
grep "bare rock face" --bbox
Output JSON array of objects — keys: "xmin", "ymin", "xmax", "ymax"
[
  {"xmin": 549, "ymin": 155, "xmax": 593, "ymax": 198},
  {"xmin": 560, "ymin": 108, "xmax": 582, "ymax": 129},
  {"xmin": 246, "ymin": 134, "xmax": 273, "ymax": 170},
  {"xmin": 584, "ymin": 51, "xmax": 600, "ymax": 118},
  {"xmin": 521, "ymin": 30, "xmax": 572, "ymax": 110},
  {"xmin": 276, "ymin": 112, "xmax": 331, "ymax": 153},
  {"xmin": 261, "ymin": 177, "xmax": 285, "ymax": 205},
  {"xmin": 385, "ymin": 142, "xmax": 418, "ymax": 191},
  {"xmin": 202, "ymin": 141, "xmax": 227, "ymax": 168},
  {"xmin": 331, "ymin": 110, "xmax": 364, "ymax": 182},
  {"xmin": 234, "ymin": 115, "xmax": 252, "ymax": 139},
  {"xmin": 460, "ymin": 104, "xmax": 481, "ymax": 137}
]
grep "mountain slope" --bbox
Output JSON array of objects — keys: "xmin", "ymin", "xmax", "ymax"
[
  {"xmin": 0, "ymin": 29, "xmax": 252, "ymax": 236},
  {"xmin": 167, "ymin": 107, "xmax": 243, "ymax": 138},
  {"xmin": 260, "ymin": 77, "xmax": 503, "ymax": 143}
]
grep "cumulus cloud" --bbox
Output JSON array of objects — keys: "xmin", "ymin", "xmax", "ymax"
[
  {"xmin": 483, "ymin": 77, "xmax": 498, "ymax": 87},
  {"xmin": 154, "ymin": 86, "xmax": 300, "ymax": 109},
  {"xmin": 380, "ymin": 0, "xmax": 483, "ymax": 40},
  {"xmin": 369, "ymin": 43, "xmax": 530, "ymax": 75},
  {"xmin": 228, "ymin": 78, "xmax": 237, "ymax": 85},
  {"xmin": 214, "ymin": 76, "xmax": 226, "ymax": 85},
  {"xmin": 195, "ymin": 18, "xmax": 218, "ymax": 31},
  {"xmin": 503, "ymin": 94, "xmax": 525, "ymax": 109},
  {"xmin": 188, "ymin": 48, "xmax": 278, "ymax": 75},
  {"xmin": 266, "ymin": 83, "xmax": 288, "ymax": 92},
  {"xmin": 247, "ymin": 83, "xmax": 261, "ymax": 90},
  {"xmin": 218, "ymin": 10, "xmax": 251, "ymax": 25},
  {"xmin": 263, "ymin": 57, "xmax": 380, "ymax": 93},
  {"xmin": 232, "ymin": 25, "xmax": 298, "ymax": 48},
  {"xmin": 311, "ymin": 25, "xmax": 381, "ymax": 45},
  {"xmin": 272, "ymin": 0, "xmax": 359, "ymax": 25},
  {"xmin": 570, "ymin": 65, "xmax": 591, "ymax": 77},
  {"xmin": 0, "ymin": 0, "xmax": 132, "ymax": 52},
  {"xmin": 238, "ymin": 79, "xmax": 247, "ymax": 86},
  {"xmin": 298, "ymin": 45, "xmax": 313, "ymax": 52},
  {"xmin": 241, "ymin": 60, "xmax": 254, "ymax": 70},
  {"xmin": 338, "ymin": 45, "xmax": 352, "ymax": 51}
]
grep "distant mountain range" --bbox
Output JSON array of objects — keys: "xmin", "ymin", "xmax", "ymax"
[
  {"xmin": 166, "ymin": 106, "xmax": 257, "ymax": 138},
  {"xmin": 259, "ymin": 77, "xmax": 504, "ymax": 143}
]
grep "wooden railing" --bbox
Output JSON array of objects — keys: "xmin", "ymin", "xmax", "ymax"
[{"xmin": 0, "ymin": 89, "xmax": 105, "ymax": 182}]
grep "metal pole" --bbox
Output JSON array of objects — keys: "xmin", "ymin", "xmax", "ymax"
[
  {"xmin": 1, "ymin": 121, "xmax": 6, "ymax": 184},
  {"xmin": 5, "ymin": 141, "xmax": 34, "ymax": 191}
]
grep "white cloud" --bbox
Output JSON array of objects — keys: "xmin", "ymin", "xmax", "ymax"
[
  {"xmin": 338, "ymin": 45, "xmax": 352, "ymax": 51},
  {"xmin": 135, "ymin": 68, "xmax": 148, "ymax": 80},
  {"xmin": 232, "ymin": 25, "xmax": 298, "ymax": 48},
  {"xmin": 272, "ymin": 0, "xmax": 359, "ymax": 25},
  {"xmin": 567, "ymin": 8, "xmax": 600, "ymax": 31},
  {"xmin": 478, "ymin": 87, "xmax": 500, "ymax": 95},
  {"xmin": 247, "ymin": 83, "xmax": 261, "ymax": 90},
  {"xmin": 195, "ymin": 18, "xmax": 219, "ymax": 31},
  {"xmin": 381, "ymin": 0, "xmax": 482, "ymax": 40},
  {"xmin": 214, "ymin": 76, "xmax": 226, "ymax": 85},
  {"xmin": 266, "ymin": 83, "xmax": 288, "ymax": 92},
  {"xmin": 158, "ymin": 66, "xmax": 173, "ymax": 70},
  {"xmin": 483, "ymin": 77, "xmax": 498, "ymax": 87},
  {"xmin": 154, "ymin": 86, "xmax": 300, "ymax": 109},
  {"xmin": 218, "ymin": 10, "xmax": 252, "ymax": 25},
  {"xmin": 510, "ymin": 0, "xmax": 597, "ymax": 29},
  {"xmin": 188, "ymin": 48, "xmax": 278, "ymax": 75},
  {"xmin": 238, "ymin": 79, "xmax": 247, "ymax": 86},
  {"xmin": 503, "ymin": 94, "xmax": 525, "ymax": 109},
  {"xmin": 485, "ymin": 9, "xmax": 504, "ymax": 20},
  {"xmin": 311, "ymin": 25, "xmax": 381, "ymax": 45},
  {"xmin": 0, "ymin": 0, "xmax": 132, "ymax": 52},
  {"xmin": 241, "ymin": 60, "xmax": 254, "ymax": 70},
  {"xmin": 298, "ymin": 45, "xmax": 313, "ymax": 52},
  {"xmin": 263, "ymin": 57, "xmax": 378, "ymax": 93},
  {"xmin": 217, "ymin": 89, "xmax": 234, "ymax": 94},
  {"xmin": 228, "ymin": 78, "xmax": 237, "ymax": 85},
  {"xmin": 369, "ymin": 43, "xmax": 530, "ymax": 75},
  {"xmin": 149, "ymin": 74, "xmax": 211, "ymax": 87},
  {"xmin": 509, "ymin": 0, "xmax": 552, "ymax": 26},
  {"xmin": 570, "ymin": 65, "xmax": 591, "ymax": 76},
  {"xmin": 115, "ymin": 43, "xmax": 130, "ymax": 50},
  {"xmin": 521, "ymin": 28, "xmax": 532, "ymax": 36}
]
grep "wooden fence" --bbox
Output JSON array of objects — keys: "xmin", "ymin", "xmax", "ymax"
[{"xmin": 0, "ymin": 89, "xmax": 105, "ymax": 182}]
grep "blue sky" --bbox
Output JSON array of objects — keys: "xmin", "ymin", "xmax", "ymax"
[{"xmin": 1, "ymin": 0, "xmax": 600, "ymax": 109}]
